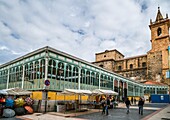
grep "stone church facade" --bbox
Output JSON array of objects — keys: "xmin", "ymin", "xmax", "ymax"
[{"xmin": 93, "ymin": 7, "xmax": 170, "ymax": 85}]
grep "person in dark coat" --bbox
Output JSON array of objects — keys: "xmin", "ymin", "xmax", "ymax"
[
  {"xmin": 131, "ymin": 97, "xmax": 133, "ymax": 104},
  {"xmin": 105, "ymin": 97, "xmax": 110, "ymax": 115},
  {"xmin": 125, "ymin": 98, "xmax": 131, "ymax": 114},
  {"xmin": 138, "ymin": 97, "xmax": 144, "ymax": 115}
]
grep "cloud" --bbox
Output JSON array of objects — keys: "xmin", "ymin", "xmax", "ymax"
[{"xmin": 0, "ymin": 0, "xmax": 170, "ymax": 65}]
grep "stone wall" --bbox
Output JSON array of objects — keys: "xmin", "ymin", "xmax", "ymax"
[
  {"xmin": 93, "ymin": 60, "xmax": 114, "ymax": 71},
  {"xmin": 95, "ymin": 50, "xmax": 124, "ymax": 62},
  {"xmin": 93, "ymin": 55, "xmax": 147, "ymax": 81},
  {"xmin": 147, "ymin": 51, "xmax": 162, "ymax": 81},
  {"xmin": 114, "ymin": 55, "xmax": 147, "ymax": 81}
]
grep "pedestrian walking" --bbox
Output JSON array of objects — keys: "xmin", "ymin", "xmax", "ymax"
[
  {"xmin": 134, "ymin": 98, "xmax": 136, "ymax": 105},
  {"xmin": 138, "ymin": 97, "xmax": 144, "ymax": 115},
  {"xmin": 125, "ymin": 98, "xmax": 131, "ymax": 114},
  {"xmin": 105, "ymin": 97, "xmax": 110, "ymax": 115},
  {"xmin": 149, "ymin": 96, "xmax": 151, "ymax": 103},
  {"xmin": 131, "ymin": 97, "xmax": 133, "ymax": 104},
  {"xmin": 101, "ymin": 98, "xmax": 106, "ymax": 115}
]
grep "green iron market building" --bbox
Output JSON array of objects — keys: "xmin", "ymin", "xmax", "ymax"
[
  {"xmin": 0, "ymin": 46, "xmax": 168, "ymax": 112},
  {"xmin": 0, "ymin": 46, "xmax": 168, "ymax": 98}
]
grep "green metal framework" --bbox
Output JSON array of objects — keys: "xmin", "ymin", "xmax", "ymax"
[{"xmin": 0, "ymin": 46, "xmax": 168, "ymax": 98}]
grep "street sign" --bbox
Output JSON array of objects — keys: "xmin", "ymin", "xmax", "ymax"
[{"xmin": 44, "ymin": 79, "xmax": 50, "ymax": 86}]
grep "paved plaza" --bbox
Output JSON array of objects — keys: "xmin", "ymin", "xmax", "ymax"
[
  {"xmin": 75, "ymin": 103, "xmax": 168, "ymax": 120},
  {"xmin": 0, "ymin": 103, "xmax": 169, "ymax": 120}
]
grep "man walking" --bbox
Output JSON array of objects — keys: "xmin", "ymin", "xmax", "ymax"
[
  {"xmin": 125, "ymin": 98, "xmax": 131, "ymax": 114},
  {"xmin": 105, "ymin": 97, "xmax": 110, "ymax": 115},
  {"xmin": 138, "ymin": 97, "xmax": 144, "ymax": 115}
]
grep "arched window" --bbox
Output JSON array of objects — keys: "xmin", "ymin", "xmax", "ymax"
[
  {"xmin": 24, "ymin": 64, "xmax": 29, "ymax": 80},
  {"xmin": 48, "ymin": 59, "xmax": 56, "ymax": 79},
  {"xmin": 40, "ymin": 59, "xmax": 45, "ymax": 79},
  {"xmin": 15, "ymin": 67, "xmax": 19, "ymax": 81},
  {"xmin": 91, "ymin": 72, "xmax": 95, "ymax": 86},
  {"xmin": 57, "ymin": 62, "xmax": 64, "ymax": 80},
  {"xmin": 34, "ymin": 61, "xmax": 39, "ymax": 79},
  {"xmin": 142, "ymin": 62, "xmax": 146, "ymax": 68},
  {"xmin": 95, "ymin": 73, "xmax": 99, "ymax": 86},
  {"xmin": 66, "ymin": 64, "xmax": 72, "ymax": 82},
  {"xmin": 29, "ymin": 63, "xmax": 33, "ymax": 80},
  {"xmin": 73, "ymin": 67, "xmax": 78, "ymax": 83},
  {"xmin": 157, "ymin": 27, "xmax": 162, "ymax": 36},
  {"xmin": 130, "ymin": 64, "xmax": 133, "ymax": 69},
  {"xmin": 18, "ymin": 66, "xmax": 23, "ymax": 81},
  {"xmin": 118, "ymin": 66, "xmax": 122, "ymax": 71},
  {"xmin": 80, "ymin": 69, "xmax": 85, "ymax": 84},
  {"xmin": 104, "ymin": 75, "xmax": 107, "ymax": 87},
  {"xmin": 86, "ymin": 71, "xmax": 90, "ymax": 85},
  {"xmin": 100, "ymin": 75, "xmax": 104, "ymax": 87}
]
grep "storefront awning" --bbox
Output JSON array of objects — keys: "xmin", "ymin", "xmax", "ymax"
[
  {"xmin": 92, "ymin": 89, "xmax": 118, "ymax": 95},
  {"xmin": 0, "ymin": 88, "xmax": 32, "ymax": 96},
  {"xmin": 60, "ymin": 89, "xmax": 92, "ymax": 95}
]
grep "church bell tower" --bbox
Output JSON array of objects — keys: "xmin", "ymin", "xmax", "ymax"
[{"xmin": 147, "ymin": 7, "xmax": 170, "ymax": 83}]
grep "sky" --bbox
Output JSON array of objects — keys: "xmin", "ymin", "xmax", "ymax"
[{"xmin": 0, "ymin": 0, "xmax": 170, "ymax": 65}]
